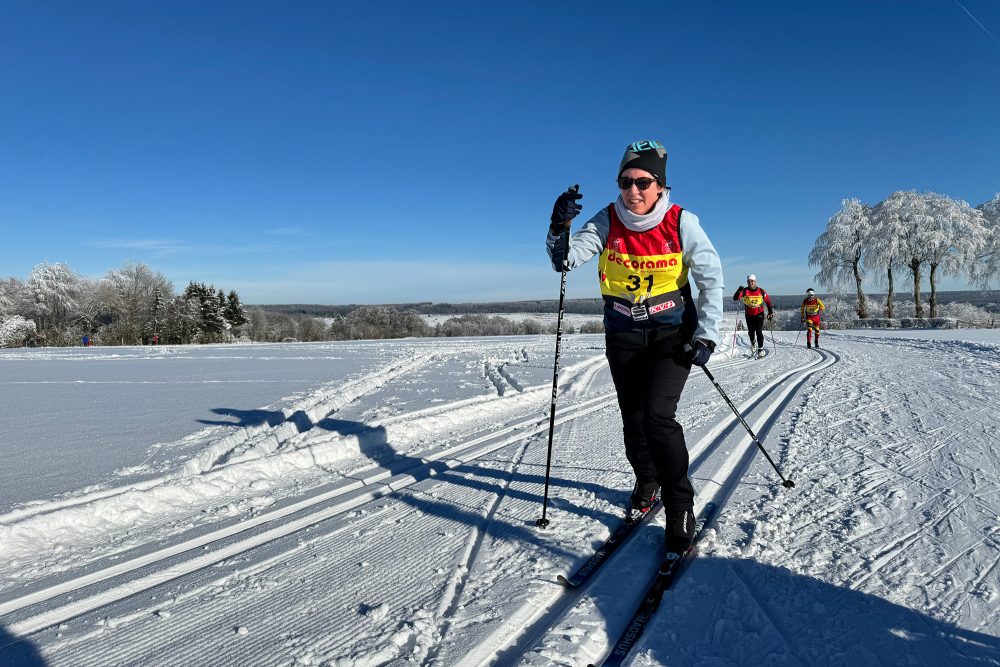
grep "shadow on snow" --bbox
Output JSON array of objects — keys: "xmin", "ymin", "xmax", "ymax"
[
  {"xmin": 198, "ymin": 406, "xmax": 630, "ymax": 562},
  {"xmin": 0, "ymin": 626, "xmax": 46, "ymax": 667},
  {"xmin": 621, "ymin": 556, "xmax": 1000, "ymax": 666}
]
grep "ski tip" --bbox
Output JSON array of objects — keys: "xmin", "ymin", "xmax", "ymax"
[{"xmin": 557, "ymin": 574, "xmax": 577, "ymax": 587}]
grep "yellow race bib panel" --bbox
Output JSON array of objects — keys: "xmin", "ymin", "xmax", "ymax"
[{"xmin": 598, "ymin": 204, "xmax": 692, "ymax": 330}]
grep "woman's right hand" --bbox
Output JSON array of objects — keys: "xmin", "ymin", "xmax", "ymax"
[{"xmin": 549, "ymin": 185, "xmax": 582, "ymax": 234}]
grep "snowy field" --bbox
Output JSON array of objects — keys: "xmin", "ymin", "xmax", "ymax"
[{"xmin": 1, "ymin": 320, "xmax": 999, "ymax": 666}]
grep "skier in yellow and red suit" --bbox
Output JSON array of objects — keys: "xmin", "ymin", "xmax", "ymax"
[
  {"xmin": 732, "ymin": 274, "xmax": 773, "ymax": 357},
  {"xmin": 801, "ymin": 288, "xmax": 825, "ymax": 348}
]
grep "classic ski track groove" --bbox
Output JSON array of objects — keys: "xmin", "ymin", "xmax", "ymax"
[
  {"xmin": 0, "ymin": 350, "xmax": 442, "ymax": 525},
  {"xmin": 1, "ymin": 345, "xmax": 831, "ymax": 651},
  {"xmin": 480, "ymin": 349, "xmax": 838, "ymax": 666},
  {"xmin": 0, "ymin": 356, "xmax": 628, "ymax": 637},
  {"xmin": 426, "ymin": 438, "xmax": 535, "ymax": 666}
]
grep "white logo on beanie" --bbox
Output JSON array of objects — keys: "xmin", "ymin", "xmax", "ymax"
[{"xmin": 627, "ymin": 139, "xmax": 666, "ymax": 157}]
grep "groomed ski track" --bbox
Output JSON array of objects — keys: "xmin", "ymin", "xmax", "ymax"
[{"xmin": 3, "ymin": 331, "xmax": 998, "ymax": 665}]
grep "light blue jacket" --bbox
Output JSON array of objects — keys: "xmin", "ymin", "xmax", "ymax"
[{"xmin": 546, "ymin": 203, "xmax": 724, "ymax": 346}]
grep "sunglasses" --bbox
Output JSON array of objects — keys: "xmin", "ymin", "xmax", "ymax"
[{"xmin": 617, "ymin": 176, "xmax": 658, "ymax": 191}]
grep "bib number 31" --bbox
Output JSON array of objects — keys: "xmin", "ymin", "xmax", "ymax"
[{"xmin": 626, "ymin": 274, "xmax": 654, "ymax": 292}]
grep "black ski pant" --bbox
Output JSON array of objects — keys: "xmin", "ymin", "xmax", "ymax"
[
  {"xmin": 605, "ymin": 328, "xmax": 694, "ymax": 512},
  {"xmin": 745, "ymin": 312, "xmax": 765, "ymax": 348}
]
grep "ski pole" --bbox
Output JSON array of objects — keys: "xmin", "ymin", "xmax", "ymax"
[
  {"xmin": 537, "ymin": 185, "xmax": 578, "ymax": 528},
  {"xmin": 696, "ymin": 363, "xmax": 795, "ymax": 489},
  {"xmin": 767, "ymin": 317, "xmax": 777, "ymax": 355}
]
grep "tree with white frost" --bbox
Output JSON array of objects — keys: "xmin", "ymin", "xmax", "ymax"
[
  {"xmin": 0, "ymin": 277, "xmax": 19, "ymax": 318},
  {"xmin": 869, "ymin": 196, "xmax": 909, "ymax": 318},
  {"xmin": 23, "ymin": 262, "xmax": 86, "ymax": 338},
  {"xmin": 972, "ymin": 193, "xmax": 1000, "ymax": 287},
  {"xmin": 873, "ymin": 191, "xmax": 934, "ymax": 318},
  {"xmin": 922, "ymin": 193, "xmax": 989, "ymax": 318},
  {"xmin": 0, "ymin": 315, "xmax": 36, "ymax": 347},
  {"xmin": 103, "ymin": 262, "xmax": 175, "ymax": 345},
  {"xmin": 809, "ymin": 198, "xmax": 872, "ymax": 318}
]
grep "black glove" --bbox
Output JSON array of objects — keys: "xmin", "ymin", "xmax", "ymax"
[
  {"xmin": 767, "ymin": 312, "xmax": 774, "ymax": 321},
  {"xmin": 549, "ymin": 185, "xmax": 582, "ymax": 235},
  {"xmin": 687, "ymin": 339, "xmax": 715, "ymax": 367}
]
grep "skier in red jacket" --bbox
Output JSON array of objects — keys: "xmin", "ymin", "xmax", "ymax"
[
  {"xmin": 732, "ymin": 274, "xmax": 773, "ymax": 358},
  {"xmin": 801, "ymin": 288, "xmax": 825, "ymax": 348}
]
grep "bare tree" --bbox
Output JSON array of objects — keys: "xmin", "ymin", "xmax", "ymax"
[{"xmin": 809, "ymin": 198, "xmax": 873, "ymax": 318}]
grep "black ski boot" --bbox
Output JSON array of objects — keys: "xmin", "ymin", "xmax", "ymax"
[
  {"xmin": 630, "ymin": 480, "xmax": 659, "ymax": 515},
  {"xmin": 665, "ymin": 508, "xmax": 695, "ymax": 555}
]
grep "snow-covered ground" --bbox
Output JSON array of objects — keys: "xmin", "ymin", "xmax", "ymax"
[{"xmin": 1, "ymin": 320, "xmax": 999, "ymax": 666}]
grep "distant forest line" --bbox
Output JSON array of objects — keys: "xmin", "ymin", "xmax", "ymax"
[{"xmin": 255, "ymin": 290, "xmax": 1000, "ymax": 318}]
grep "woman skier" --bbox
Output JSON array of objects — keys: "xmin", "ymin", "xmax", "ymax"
[{"xmin": 545, "ymin": 139, "xmax": 724, "ymax": 554}]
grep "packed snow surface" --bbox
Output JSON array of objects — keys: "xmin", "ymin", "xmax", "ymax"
[{"xmin": 1, "ymin": 323, "xmax": 999, "ymax": 666}]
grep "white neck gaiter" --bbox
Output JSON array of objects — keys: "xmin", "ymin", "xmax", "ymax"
[{"xmin": 613, "ymin": 190, "xmax": 672, "ymax": 232}]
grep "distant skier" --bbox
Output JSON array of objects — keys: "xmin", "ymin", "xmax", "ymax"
[
  {"xmin": 732, "ymin": 274, "xmax": 773, "ymax": 358},
  {"xmin": 546, "ymin": 139, "xmax": 724, "ymax": 555},
  {"xmin": 801, "ymin": 288, "xmax": 825, "ymax": 348}
]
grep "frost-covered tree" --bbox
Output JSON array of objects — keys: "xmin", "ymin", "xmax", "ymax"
[
  {"xmin": 923, "ymin": 193, "xmax": 988, "ymax": 318},
  {"xmin": 874, "ymin": 191, "xmax": 934, "ymax": 318},
  {"xmin": 0, "ymin": 315, "xmax": 37, "ymax": 347},
  {"xmin": 162, "ymin": 295, "xmax": 202, "ymax": 344},
  {"xmin": 0, "ymin": 277, "xmax": 20, "ymax": 318},
  {"xmin": 243, "ymin": 308, "xmax": 272, "ymax": 342},
  {"xmin": 23, "ymin": 262, "xmax": 86, "ymax": 337},
  {"xmin": 809, "ymin": 198, "xmax": 872, "ymax": 318},
  {"xmin": 328, "ymin": 306, "xmax": 432, "ymax": 340},
  {"xmin": 973, "ymin": 193, "xmax": 1000, "ymax": 287},
  {"xmin": 182, "ymin": 282, "xmax": 226, "ymax": 342},
  {"xmin": 104, "ymin": 262, "xmax": 174, "ymax": 345},
  {"xmin": 868, "ymin": 196, "xmax": 910, "ymax": 318},
  {"xmin": 74, "ymin": 278, "xmax": 109, "ymax": 338}
]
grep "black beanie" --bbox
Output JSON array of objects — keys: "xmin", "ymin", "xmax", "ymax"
[{"xmin": 618, "ymin": 139, "xmax": 668, "ymax": 183}]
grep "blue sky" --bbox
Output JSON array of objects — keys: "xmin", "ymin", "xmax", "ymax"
[{"xmin": 1, "ymin": 1, "xmax": 998, "ymax": 304}]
